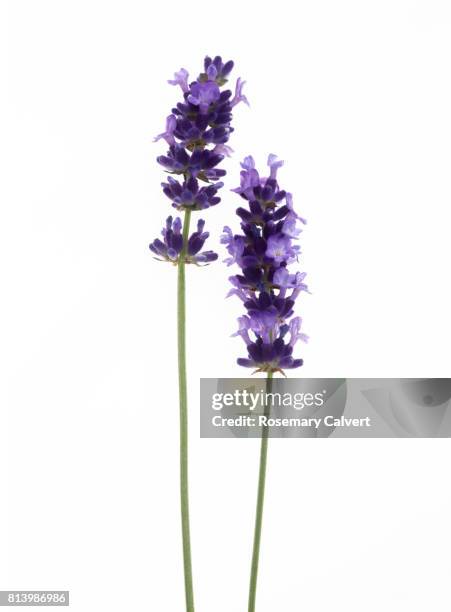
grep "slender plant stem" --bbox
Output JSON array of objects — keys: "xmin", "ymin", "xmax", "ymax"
[
  {"xmin": 177, "ymin": 209, "xmax": 195, "ymax": 612},
  {"xmin": 248, "ymin": 371, "xmax": 273, "ymax": 612}
]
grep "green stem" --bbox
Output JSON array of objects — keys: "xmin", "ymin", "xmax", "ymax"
[
  {"xmin": 177, "ymin": 209, "xmax": 195, "ymax": 612},
  {"xmin": 248, "ymin": 371, "xmax": 273, "ymax": 612}
]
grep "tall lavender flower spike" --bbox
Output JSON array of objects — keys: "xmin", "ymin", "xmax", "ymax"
[
  {"xmin": 222, "ymin": 154, "xmax": 308, "ymax": 375},
  {"xmin": 155, "ymin": 55, "xmax": 247, "ymax": 210},
  {"xmin": 149, "ymin": 56, "xmax": 247, "ymax": 612},
  {"xmin": 150, "ymin": 55, "xmax": 248, "ymax": 258}
]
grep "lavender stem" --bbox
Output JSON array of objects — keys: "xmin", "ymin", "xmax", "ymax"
[
  {"xmin": 248, "ymin": 370, "xmax": 273, "ymax": 612},
  {"xmin": 177, "ymin": 209, "xmax": 195, "ymax": 611}
]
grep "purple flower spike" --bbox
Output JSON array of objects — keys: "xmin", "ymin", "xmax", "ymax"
[
  {"xmin": 225, "ymin": 156, "xmax": 308, "ymax": 374},
  {"xmin": 152, "ymin": 56, "xmax": 246, "ymax": 269},
  {"xmin": 153, "ymin": 55, "xmax": 247, "ymax": 215}
]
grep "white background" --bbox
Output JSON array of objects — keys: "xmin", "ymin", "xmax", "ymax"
[{"xmin": 1, "ymin": 0, "xmax": 451, "ymax": 610}]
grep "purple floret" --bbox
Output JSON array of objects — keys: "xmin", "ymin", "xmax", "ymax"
[
  {"xmin": 149, "ymin": 216, "xmax": 184, "ymax": 263},
  {"xmin": 161, "ymin": 176, "xmax": 223, "ymax": 211},
  {"xmin": 265, "ymin": 234, "xmax": 298, "ymax": 264},
  {"xmin": 187, "ymin": 81, "xmax": 221, "ymax": 113},
  {"xmin": 167, "ymin": 68, "xmax": 190, "ymax": 93},
  {"xmin": 200, "ymin": 56, "xmax": 235, "ymax": 85},
  {"xmin": 149, "ymin": 217, "xmax": 218, "ymax": 266}
]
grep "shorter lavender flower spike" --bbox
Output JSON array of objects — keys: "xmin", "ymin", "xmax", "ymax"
[
  {"xmin": 231, "ymin": 78, "xmax": 249, "ymax": 107},
  {"xmin": 168, "ymin": 68, "xmax": 190, "ymax": 92},
  {"xmin": 154, "ymin": 115, "xmax": 177, "ymax": 146},
  {"xmin": 150, "ymin": 216, "xmax": 217, "ymax": 265},
  {"xmin": 225, "ymin": 154, "xmax": 308, "ymax": 374}
]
